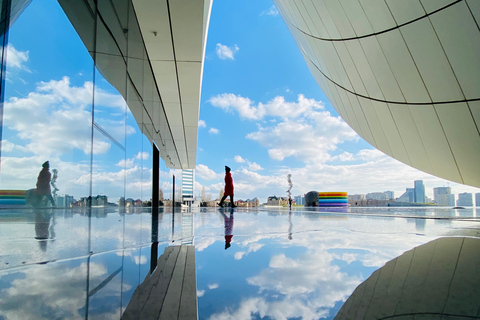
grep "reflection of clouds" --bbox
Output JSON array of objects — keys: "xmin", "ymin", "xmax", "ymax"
[
  {"xmin": 197, "ymin": 289, "xmax": 205, "ymax": 297},
  {"xmin": 209, "ymin": 296, "xmax": 329, "ymax": 320},
  {"xmin": 234, "ymin": 242, "xmax": 264, "ymax": 260},
  {"xmin": 209, "ymin": 248, "xmax": 361, "ymax": 320},
  {"xmin": 196, "ymin": 211, "xmax": 446, "ymax": 320},
  {"xmin": 248, "ymin": 250, "xmax": 360, "ymax": 295},
  {"xmin": 0, "ymin": 262, "xmax": 106, "ymax": 320}
]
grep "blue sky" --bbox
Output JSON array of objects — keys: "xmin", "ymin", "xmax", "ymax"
[
  {"xmin": 195, "ymin": 0, "xmax": 480, "ymax": 202},
  {"xmin": 1, "ymin": 0, "xmax": 480, "ymax": 203}
]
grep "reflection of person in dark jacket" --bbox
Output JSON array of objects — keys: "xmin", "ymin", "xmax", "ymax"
[
  {"xmin": 218, "ymin": 166, "xmax": 236, "ymax": 208},
  {"xmin": 36, "ymin": 161, "xmax": 55, "ymax": 207},
  {"xmin": 223, "ymin": 210, "xmax": 234, "ymax": 250}
]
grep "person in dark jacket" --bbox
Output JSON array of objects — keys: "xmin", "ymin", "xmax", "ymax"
[
  {"xmin": 218, "ymin": 166, "xmax": 236, "ymax": 208},
  {"xmin": 36, "ymin": 161, "xmax": 55, "ymax": 207}
]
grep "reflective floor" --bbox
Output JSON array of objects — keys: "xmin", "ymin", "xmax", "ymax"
[{"xmin": 1, "ymin": 206, "xmax": 480, "ymax": 319}]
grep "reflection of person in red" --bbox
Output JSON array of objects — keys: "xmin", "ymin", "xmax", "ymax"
[
  {"xmin": 218, "ymin": 166, "xmax": 236, "ymax": 208},
  {"xmin": 36, "ymin": 161, "xmax": 55, "ymax": 207},
  {"xmin": 223, "ymin": 211, "xmax": 234, "ymax": 250}
]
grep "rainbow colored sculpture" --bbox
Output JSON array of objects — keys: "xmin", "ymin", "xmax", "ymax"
[{"xmin": 318, "ymin": 192, "xmax": 348, "ymax": 207}]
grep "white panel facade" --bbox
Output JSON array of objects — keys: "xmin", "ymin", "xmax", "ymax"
[{"xmin": 274, "ymin": 0, "xmax": 480, "ymax": 187}]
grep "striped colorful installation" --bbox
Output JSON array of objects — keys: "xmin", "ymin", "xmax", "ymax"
[
  {"xmin": 318, "ymin": 192, "xmax": 348, "ymax": 207},
  {"xmin": 0, "ymin": 190, "xmax": 27, "ymax": 206}
]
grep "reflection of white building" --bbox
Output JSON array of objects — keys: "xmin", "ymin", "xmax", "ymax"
[{"xmin": 274, "ymin": 0, "xmax": 480, "ymax": 188}]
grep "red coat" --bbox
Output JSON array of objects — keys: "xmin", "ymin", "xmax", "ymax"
[{"xmin": 224, "ymin": 172, "xmax": 234, "ymax": 196}]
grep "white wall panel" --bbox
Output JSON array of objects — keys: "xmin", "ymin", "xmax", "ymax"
[
  {"xmin": 323, "ymin": 0, "xmax": 356, "ymax": 39},
  {"xmin": 409, "ymin": 105, "xmax": 462, "ymax": 182},
  {"xmin": 372, "ymin": 102, "xmax": 410, "ymax": 165},
  {"xmin": 420, "ymin": 0, "xmax": 458, "ymax": 14},
  {"xmin": 435, "ymin": 103, "xmax": 480, "ymax": 186},
  {"xmin": 401, "ymin": 18, "xmax": 464, "ymax": 102},
  {"xmin": 359, "ymin": 98, "xmax": 393, "ymax": 156},
  {"xmin": 466, "ymin": 0, "xmax": 480, "ymax": 23},
  {"xmin": 430, "ymin": 2, "xmax": 480, "ymax": 100},
  {"xmin": 376, "ymin": 29, "xmax": 431, "ymax": 103},
  {"xmin": 339, "ymin": 0, "xmax": 373, "ymax": 37},
  {"xmin": 388, "ymin": 106, "xmax": 432, "ymax": 173},
  {"xmin": 301, "ymin": 0, "xmax": 329, "ymax": 38},
  {"xmin": 385, "ymin": 0, "xmax": 425, "ymax": 26},
  {"xmin": 359, "ymin": 0, "xmax": 396, "ymax": 32},
  {"xmin": 296, "ymin": 1, "xmax": 316, "ymax": 35},
  {"xmin": 151, "ymin": 61, "xmax": 179, "ymax": 104},
  {"xmin": 345, "ymin": 40, "xmax": 383, "ymax": 99},
  {"xmin": 333, "ymin": 41, "xmax": 368, "ymax": 96},
  {"xmin": 133, "ymin": 0, "xmax": 173, "ymax": 61},
  {"xmin": 346, "ymin": 94, "xmax": 374, "ymax": 144},
  {"xmin": 311, "ymin": 0, "xmax": 341, "ymax": 39},
  {"xmin": 468, "ymin": 101, "xmax": 480, "ymax": 134},
  {"xmin": 360, "ymin": 36, "xmax": 405, "ymax": 102}
]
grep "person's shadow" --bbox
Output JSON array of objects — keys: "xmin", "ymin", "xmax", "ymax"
[{"xmin": 222, "ymin": 209, "xmax": 234, "ymax": 250}]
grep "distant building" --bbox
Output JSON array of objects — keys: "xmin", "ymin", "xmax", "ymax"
[
  {"xmin": 457, "ymin": 193, "xmax": 473, "ymax": 207},
  {"xmin": 56, "ymin": 194, "xmax": 74, "ymax": 207},
  {"xmin": 384, "ymin": 191, "xmax": 394, "ymax": 200},
  {"xmin": 237, "ymin": 198, "xmax": 260, "ymax": 207},
  {"xmin": 434, "ymin": 187, "xmax": 454, "ymax": 206},
  {"xmin": 294, "ymin": 195, "xmax": 304, "ymax": 205},
  {"xmin": 397, "ymin": 188, "xmax": 415, "ymax": 202},
  {"xmin": 366, "ymin": 192, "xmax": 388, "ymax": 201},
  {"xmin": 476, "ymin": 193, "xmax": 480, "ymax": 207},
  {"xmin": 348, "ymin": 194, "xmax": 365, "ymax": 201},
  {"xmin": 267, "ymin": 196, "xmax": 288, "ymax": 206},
  {"xmin": 182, "ymin": 169, "xmax": 194, "ymax": 205},
  {"xmin": 414, "ymin": 180, "xmax": 425, "ymax": 203}
]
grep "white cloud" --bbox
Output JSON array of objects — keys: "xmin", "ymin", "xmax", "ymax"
[
  {"xmin": 198, "ymin": 120, "xmax": 207, "ymax": 128},
  {"xmin": 209, "ymin": 127, "xmax": 220, "ymax": 134},
  {"xmin": 208, "ymin": 283, "xmax": 219, "ymax": 290},
  {"xmin": 197, "ymin": 290, "xmax": 205, "ymax": 297},
  {"xmin": 261, "ymin": 5, "xmax": 279, "ymax": 16},
  {"xmin": 196, "ymin": 164, "xmax": 220, "ymax": 180},
  {"xmin": 209, "ymin": 94, "xmax": 324, "ymax": 121},
  {"xmin": 6, "ymin": 44, "xmax": 30, "ymax": 71},
  {"xmin": 0, "ymin": 262, "xmax": 125, "ymax": 320},
  {"xmin": 248, "ymin": 162, "xmax": 263, "ymax": 171},
  {"xmin": 136, "ymin": 152, "xmax": 149, "ymax": 160},
  {"xmin": 1, "ymin": 139, "xmax": 16, "ymax": 152},
  {"xmin": 247, "ymin": 114, "xmax": 357, "ymax": 164},
  {"xmin": 330, "ymin": 151, "xmax": 355, "ymax": 162},
  {"xmin": 234, "ymin": 155, "xmax": 246, "ymax": 163},
  {"xmin": 116, "ymin": 158, "xmax": 134, "ymax": 168},
  {"xmin": 216, "ymin": 43, "xmax": 239, "ymax": 60},
  {"xmin": 3, "ymin": 76, "xmax": 129, "ymax": 159}
]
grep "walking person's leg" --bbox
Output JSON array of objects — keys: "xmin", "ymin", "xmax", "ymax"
[{"xmin": 219, "ymin": 194, "xmax": 227, "ymax": 207}]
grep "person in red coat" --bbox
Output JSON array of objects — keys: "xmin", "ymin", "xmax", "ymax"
[{"xmin": 218, "ymin": 166, "xmax": 236, "ymax": 208}]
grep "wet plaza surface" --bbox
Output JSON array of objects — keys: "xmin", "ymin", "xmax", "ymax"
[{"xmin": 1, "ymin": 206, "xmax": 480, "ymax": 319}]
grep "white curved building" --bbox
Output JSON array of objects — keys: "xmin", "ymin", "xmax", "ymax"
[{"xmin": 273, "ymin": 0, "xmax": 480, "ymax": 188}]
